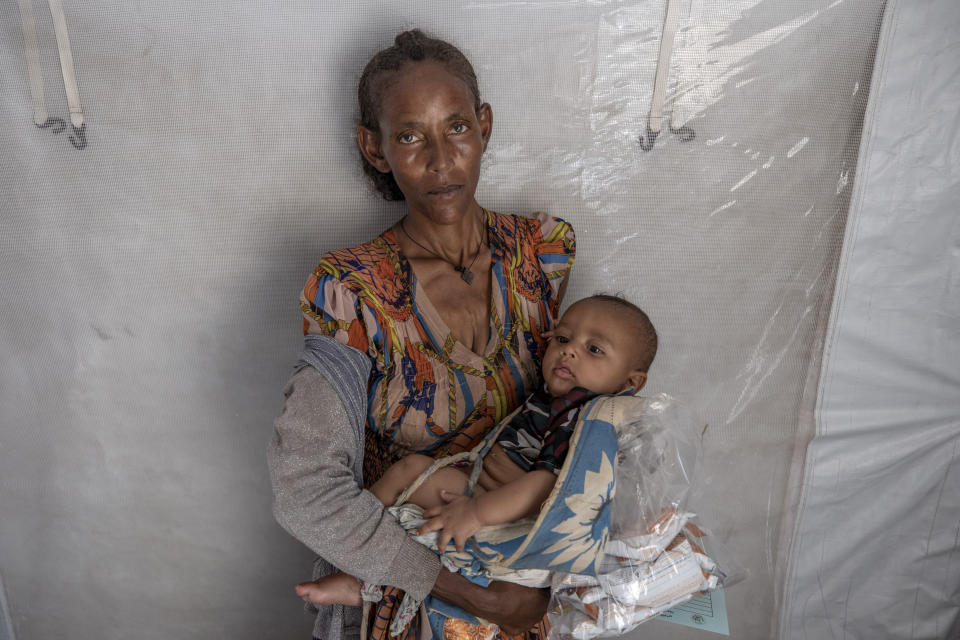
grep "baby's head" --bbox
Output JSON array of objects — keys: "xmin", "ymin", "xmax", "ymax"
[{"xmin": 543, "ymin": 295, "xmax": 657, "ymax": 397}]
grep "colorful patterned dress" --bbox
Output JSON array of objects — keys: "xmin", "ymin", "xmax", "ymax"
[{"xmin": 300, "ymin": 209, "xmax": 575, "ymax": 640}]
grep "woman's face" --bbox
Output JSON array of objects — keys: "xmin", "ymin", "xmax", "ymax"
[{"xmin": 359, "ymin": 60, "xmax": 492, "ymax": 226}]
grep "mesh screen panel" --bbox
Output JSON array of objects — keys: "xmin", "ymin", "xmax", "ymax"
[{"xmin": 0, "ymin": 1, "xmax": 887, "ymax": 638}]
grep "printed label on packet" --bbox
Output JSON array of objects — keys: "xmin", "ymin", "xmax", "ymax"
[{"xmin": 655, "ymin": 587, "xmax": 730, "ymax": 635}]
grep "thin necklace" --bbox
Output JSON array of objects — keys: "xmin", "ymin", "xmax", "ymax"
[{"xmin": 399, "ymin": 214, "xmax": 485, "ymax": 285}]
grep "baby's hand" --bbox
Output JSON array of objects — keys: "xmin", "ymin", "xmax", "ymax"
[{"xmin": 419, "ymin": 490, "xmax": 484, "ymax": 553}]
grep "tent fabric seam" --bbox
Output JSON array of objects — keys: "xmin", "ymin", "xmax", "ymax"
[{"xmin": 777, "ymin": 0, "xmax": 900, "ymax": 635}]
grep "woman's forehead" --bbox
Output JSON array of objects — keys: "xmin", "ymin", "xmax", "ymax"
[{"xmin": 378, "ymin": 61, "xmax": 474, "ymax": 110}]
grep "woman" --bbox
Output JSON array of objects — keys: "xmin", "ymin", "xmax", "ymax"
[{"xmin": 268, "ymin": 29, "xmax": 575, "ymax": 640}]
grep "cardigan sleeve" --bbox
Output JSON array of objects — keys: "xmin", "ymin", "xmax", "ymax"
[{"xmin": 267, "ymin": 365, "xmax": 441, "ymax": 599}]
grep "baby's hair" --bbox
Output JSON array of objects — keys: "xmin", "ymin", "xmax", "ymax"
[
  {"xmin": 582, "ymin": 293, "xmax": 658, "ymax": 372},
  {"xmin": 358, "ymin": 29, "xmax": 482, "ymax": 201}
]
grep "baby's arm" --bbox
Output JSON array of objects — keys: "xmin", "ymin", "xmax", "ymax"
[{"xmin": 420, "ymin": 469, "xmax": 556, "ymax": 553}]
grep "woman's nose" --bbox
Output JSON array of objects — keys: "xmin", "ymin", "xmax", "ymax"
[{"xmin": 427, "ymin": 139, "xmax": 454, "ymax": 173}]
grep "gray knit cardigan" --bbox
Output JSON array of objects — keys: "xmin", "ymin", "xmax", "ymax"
[{"xmin": 267, "ymin": 335, "xmax": 441, "ymax": 640}]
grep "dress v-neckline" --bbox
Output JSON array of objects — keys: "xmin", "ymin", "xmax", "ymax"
[{"xmin": 383, "ymin": 211, "xmax": 502, "ymax": 365}]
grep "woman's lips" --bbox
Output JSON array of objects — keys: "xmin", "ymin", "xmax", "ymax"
[{"xmin": 427, "ymin": 184, "xmax": 462, "ymax": 198}]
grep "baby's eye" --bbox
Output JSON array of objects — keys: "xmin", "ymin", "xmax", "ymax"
[
  {"xmin": 554, "ymin": 335, "xmax": 569, "ymax": 344},
  {"xmin": 588, "ymin": 345, "xmax": 604, "ymax": 355}
]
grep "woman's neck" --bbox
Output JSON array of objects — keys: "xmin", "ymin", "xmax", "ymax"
[{"xmin": 399, "ymin": 204, "xmax": 486, "ymax": 264}]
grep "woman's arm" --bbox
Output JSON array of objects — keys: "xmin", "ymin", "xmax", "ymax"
[
  {"xmin": 267, "ymin": 366, "xmax": 441, "ymax": 600},
  {"xmin": 432, "ymin": 570, "xmax": 551, "ymax": 635},
  {"xmin": 270, "ymin": 367, "xmax": 547, "ymax": 630}
]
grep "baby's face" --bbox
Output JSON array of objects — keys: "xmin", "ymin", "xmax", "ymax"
[{"xmin": 543, "ymin": 300, "xmax": 646, "ymax": 397}]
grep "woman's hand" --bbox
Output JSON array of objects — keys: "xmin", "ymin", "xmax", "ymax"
[
  {"xmin": 420, "ymin": 490, "xmax": 484, "ymax": 553},
  {"xmin": 481, "ymin": 580, "xmax": 551, "ymax": 634},
  {"xmin": 431, "ymin": 569, "xmax": 550, "ymax": 636}
]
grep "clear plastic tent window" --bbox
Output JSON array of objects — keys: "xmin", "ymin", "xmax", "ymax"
[{"xmin": 1, "ymin": 1, "xmax": 958, "ymax": 639}]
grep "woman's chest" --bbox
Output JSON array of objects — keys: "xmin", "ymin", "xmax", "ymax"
[
  {"xmin": 409, "ymin": 252, "xmax": 492, "ymax": 354},
  {"xmin": 362, "ymin": 221, "xmax": 560, "ymax": 454},
  {"xmin": 369, "ymin": 297, "xmax": 548, "ymax": 454}
]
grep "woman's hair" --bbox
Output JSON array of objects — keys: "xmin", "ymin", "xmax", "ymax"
[{"xmin": 358, "ymin": 29, "xmax": 482, "ymax": 201}]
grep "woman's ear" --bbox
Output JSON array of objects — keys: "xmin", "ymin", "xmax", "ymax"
[
  {"xmin": 477, "ymin": 103, "xmax": 493, "ymax": 150},
  {"xmin": 357, "ymin": 126, "xmax": 391, "ymax": 173}
]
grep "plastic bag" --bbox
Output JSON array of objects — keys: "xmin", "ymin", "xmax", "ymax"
[
  {"xmin": 547, "ymin": 394, "xmax": 741, "ymax": 639},
  {"xmin": 609, "ymin": 394, "xmax": 701, "ymax": 555}
]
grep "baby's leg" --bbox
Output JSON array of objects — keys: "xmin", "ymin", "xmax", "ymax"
[
  {"xmin": 369, "ymin": 454, "xmax": 435, "ymax": 505},
  {"xmin": 406, "ymin": 465, "xmax": 478, "ymax": 510},
  {"xmin": 295, "ymin": 572, "xmax": 362, "ymax": 607},
  {"xmin": 294, "ymin": 456, "xmax": 474, "ymax": 606},
  {"xmin": 370, "ymin": 454, "xmax": 478, "ymax": 510}
]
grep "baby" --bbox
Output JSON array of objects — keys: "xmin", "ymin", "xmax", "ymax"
[{"xmin": 297, "ymin": 294, "xmax": 657, "ymax": 606}]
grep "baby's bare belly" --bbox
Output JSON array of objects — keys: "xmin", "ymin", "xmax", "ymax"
[
  {"xmin": 476, "ymin": 443, "xmax": 528, "ymax": 492},
  {"xmin": 409, "ymin": 443, "xmax": 524, "ymax": 508}
]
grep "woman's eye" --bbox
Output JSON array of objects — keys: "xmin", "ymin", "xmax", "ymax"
[
  {"xmin": 451, "ymin": 123, "xmax": 468, "ymax": 134},
  {"xmin": 398, "ymin": 132, "xmax": 417, "ymax": 143},
  {"xmin": 588, "ymin": 345, "xmax": 604, "ymax": 355}
]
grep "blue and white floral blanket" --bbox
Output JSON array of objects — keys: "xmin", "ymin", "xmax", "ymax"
[{"xmin": 381, "ymin": 393, "xmax": 644, "ymax": 637}]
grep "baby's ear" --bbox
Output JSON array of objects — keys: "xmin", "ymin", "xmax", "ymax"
[{"xmin": 626, "ymin": 370, "xmax": 647, "ymax": 392}]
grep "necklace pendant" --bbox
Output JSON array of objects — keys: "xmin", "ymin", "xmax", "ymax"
[{"xmin": 400, "ymin": 216, "xmax": 483, "ymax": 286}]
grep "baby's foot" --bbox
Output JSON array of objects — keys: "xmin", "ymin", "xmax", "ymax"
[{"xmin": 295, "ymin": 572, "xmax": 363, "ymax": 607}]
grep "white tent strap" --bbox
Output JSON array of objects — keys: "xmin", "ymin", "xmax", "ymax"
[
  {"xmin": 47, "ymin": 0, "xmax": 83, "ymax": 128},
  {"xmin": 669, "ymin": 0, "xmax": 703, "ymax": 131},
  {"xmin": 641, "ymin": 0, "xmax": 696, "ymax": 150},
  {"xmin": 17, "ymin": 0, "xmax": 47, "ymax": 126},
  {"xmin": 648, "ymin": 0, "xmax": 681, "ymax": 135}
]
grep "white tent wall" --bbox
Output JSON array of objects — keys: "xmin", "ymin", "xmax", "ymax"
[
  {"xmin": 781, "ymin": 0, "xmax": 960, "ymax": 638},
  {"xmin": 3, "ymin": 1, "xmax": 947, "ymax": 639}
]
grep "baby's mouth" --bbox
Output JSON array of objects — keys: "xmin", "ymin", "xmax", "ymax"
[{"xmin": 552, "ymin": 364, "xmax": 574, "ymax": 380}]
